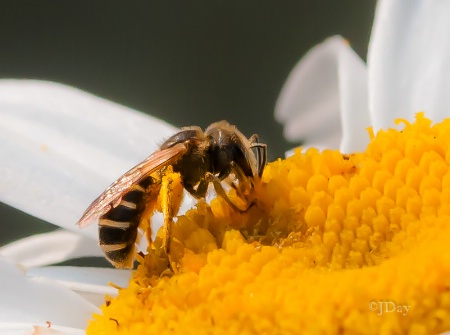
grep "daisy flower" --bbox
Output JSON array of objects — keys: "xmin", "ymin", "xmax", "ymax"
[{"xmin": 1, "ymin": 0, "xmax": 450, "ymax": 334}]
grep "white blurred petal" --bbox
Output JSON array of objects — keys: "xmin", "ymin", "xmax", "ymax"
[
  {"xmin": 0, "ymin": 323, "xmax": 84, "ymax": 335},
  {"xmin": 27, "ymin": 266, "xmax": 131, "ymax": 306},
  {"xmin": 338, "ymin": 41, "xmax": 370, "ymax": 153},
  {"xmin": 0, "ymin": 230, "xmax": 102, "ymax": 268},
  {"xmin": 0, "ymin": 256, "xmax": 97, "ymax": 328},
  {"xmin": 0, "ymin": 80, "xmax": 177, "ymax": 239},
  {"xmin": 275, "ymin": 36, "xmax": 342, "ymax": 146},
  {"xmin": 275, "ymin": 36, "xmax": 370, "ymax": 151},
  {"xmin": 369, "ymin": 0, "xmax": 450, "ymax": 130}
]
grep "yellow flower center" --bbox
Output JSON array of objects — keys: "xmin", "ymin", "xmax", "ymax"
[{"xmin": 87, "ymin": 113, "xmax": 450, "ymax": 335}]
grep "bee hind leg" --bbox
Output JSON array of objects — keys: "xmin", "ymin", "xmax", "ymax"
[{"xmin": 158, "ymin": 170, "xmax": 184, "ymax": 272}]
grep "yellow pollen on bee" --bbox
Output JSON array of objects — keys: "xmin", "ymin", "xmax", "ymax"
[{"xmin": 87, "ymin": 113, "xmax": 450, "ymax": 335}]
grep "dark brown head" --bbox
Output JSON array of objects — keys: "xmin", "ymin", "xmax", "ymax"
[{"xmin": 205, "ymin": 121, "xmax": 257, "ymax": 179}]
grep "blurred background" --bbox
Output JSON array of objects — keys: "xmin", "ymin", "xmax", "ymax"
[{"xmin": 0, "ymin": 1, "xmax": 375, "ymax": 250}]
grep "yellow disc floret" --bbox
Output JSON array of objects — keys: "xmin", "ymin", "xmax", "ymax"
[{"xmin": 87, "ymin": 113, "xmax": 450, "ymax": 335}]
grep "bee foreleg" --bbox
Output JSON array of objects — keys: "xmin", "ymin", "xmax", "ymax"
[
  {"xmin": 205, "ymin": 172, "xmax": 253, "ymax": 213},
  {"xmin": 228, "ymin": 162, "xmax": 255, "ymax": 199}
]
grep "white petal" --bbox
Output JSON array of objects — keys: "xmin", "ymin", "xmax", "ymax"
[
  {"xmin": 275, "ymin": 36, "xmax": 370, "ymax": 151},
  {"xmin": 27, "ymin": 266, "xmax": 131, "ymax": 306},
  {"xmin": 338, "ymin": 41, "xmax": 371, "ymax": 153},
  {"xmin": 275, "ymin": 36, "xmax": 342, "ymax": 146},
  {"xmin": 0, "ymin": 80, "xmax": 177, "ymax": 239},
  {"xmin": 0, "ymin": 256, "xmax": 97, "ymax": 329},
  {"xmin": 369, "ymin": 0, "xmax": 450, "ymax": 129},
  {"xmin": 0, "ymin": 323, "xmax": 84, "ymax": 335},
  {"xmin": 0, "ymin": 230, "xmax": 103, "ymax": 268}
]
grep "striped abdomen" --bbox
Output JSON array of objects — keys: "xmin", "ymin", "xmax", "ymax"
[{"xmin": 98, "ymin": 176, "xmax": 155, "ymax": 268}]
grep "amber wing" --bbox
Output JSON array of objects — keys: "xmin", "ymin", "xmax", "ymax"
[{"xmin": 76, "ymin": 142, "xmax": 188, "ymax": 227}]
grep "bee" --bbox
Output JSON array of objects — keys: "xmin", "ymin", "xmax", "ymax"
[{"xmin": 77, "ymin": 120, "xmax": 267, "ymax": 269}]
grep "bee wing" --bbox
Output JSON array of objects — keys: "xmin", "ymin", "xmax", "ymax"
[{"xmin": 76, "ymin": 142, "xmax": 188, "ymax": 227}]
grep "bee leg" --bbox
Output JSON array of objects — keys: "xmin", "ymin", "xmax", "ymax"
[
  {"xmin": 227, "ymin": 161, "xmax": 260, "ymax": 210},
  {"xmin": 205, "ymin": 172, "xmax": 253, "ymax": 213},
  {"xmin": 228, "ymin": 162, "xmax": 257, "ymax": 200},
  {"xmin": 230, "ymin": 161, "xmax": 252, "ymax": 185},
  {"xmin": 160, "ymin": 178, "xmax": 175, "ymax": 257},
  {"xmin": 158, "ymin": 170, "xmax": 184, "ymax": 271},
  {"xmin": 184, "ymin": 178, "xmax": 210, "ymax": 199}
]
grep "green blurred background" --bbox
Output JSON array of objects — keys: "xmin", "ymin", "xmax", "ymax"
[{"xmin": 0, "ymin": 1, "xmax": 375, "ymax": 247}]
